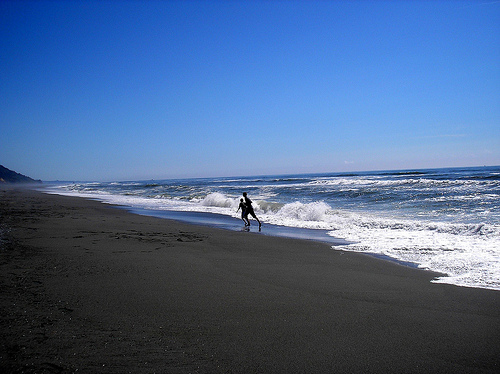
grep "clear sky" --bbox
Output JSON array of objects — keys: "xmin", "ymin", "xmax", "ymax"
[{"xmin": 1, "ymin": 0, "xmax": 499, "ymax": 181}]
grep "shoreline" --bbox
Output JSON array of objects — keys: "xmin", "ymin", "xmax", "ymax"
[
  {"xmin": 127, "ymin": 207, "xmax": 424, "ymax": 270},
  {"xmin": 45, "ymin": 189, "xmax": 425, "ymax": 270},
  {"xmin": 1, "ymin": 187, "xmax": 499, "ymax": 373},
  {"xmin": 125, "ymin": 207, "xmax": 351, "ymax": 245},
  {"xmin": 40, "ymin": 188, "xmax": 351, "ymax": 246}
]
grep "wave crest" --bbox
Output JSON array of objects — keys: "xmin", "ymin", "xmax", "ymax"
[
  {"xmin": 201, "ymin": 193, "xmax": 237, "ymax": 208},
  {"xmin": 277, "ymin": 201, "xmax": 331, "ymax": 221}
]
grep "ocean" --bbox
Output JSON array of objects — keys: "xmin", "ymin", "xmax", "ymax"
[{"xmin": 45, "ymin": 166, "xmax": 500, "ymax": 291}]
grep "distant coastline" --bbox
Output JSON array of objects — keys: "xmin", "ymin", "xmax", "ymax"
[{"xmin": 0, "ymin": 165, "xmax": 41, "ymax": 184}]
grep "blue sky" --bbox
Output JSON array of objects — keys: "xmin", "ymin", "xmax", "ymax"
[{"xmin": 1, "ymin": 0, "xmax": 499, "ymax": 181}]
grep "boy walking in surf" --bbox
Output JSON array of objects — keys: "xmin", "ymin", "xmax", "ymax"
[
  {"xmin": 237, "ymin": 198, "xmax": 249, "ymax": 226},
  {"xmin": 243, "ymin": 192, "xmax": 262, "ymax": 229}
]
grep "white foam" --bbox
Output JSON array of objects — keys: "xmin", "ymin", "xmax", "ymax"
[{"xmin": 324, "ymin": 211, "xmax": 500, "ymax": 290}]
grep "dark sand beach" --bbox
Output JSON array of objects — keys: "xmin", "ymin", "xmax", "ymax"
[{"xmin": 1, "ymin": 188, "xmax": 499, "ymax": 373}]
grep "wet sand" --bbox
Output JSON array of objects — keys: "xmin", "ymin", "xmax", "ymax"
[{"xmin": 1, "ymin": 187, "xmax": 499, "ymax": 373}]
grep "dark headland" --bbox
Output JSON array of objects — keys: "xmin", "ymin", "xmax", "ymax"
[{"xmin": 0, "ymin": 165, "xmax": 42, "ymax": 184}]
